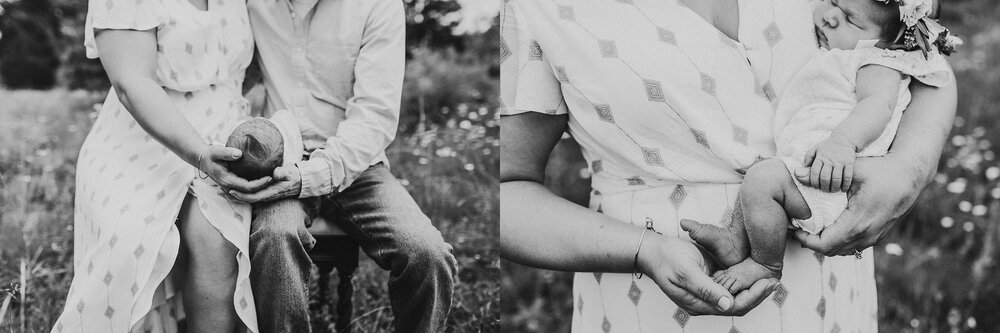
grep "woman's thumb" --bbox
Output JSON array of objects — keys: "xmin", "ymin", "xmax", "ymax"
[
  {"xmin": 213, "ymin": 147, "xmax": 243, "ymax": 161},
  {"xmin": 689, "ymin": 272, "xmax": 734, "ymax": 311}
]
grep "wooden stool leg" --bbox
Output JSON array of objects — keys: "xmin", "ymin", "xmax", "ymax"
[{"xmin": 335, "ymin": 267, "xmax": 356, "ymax": 333}]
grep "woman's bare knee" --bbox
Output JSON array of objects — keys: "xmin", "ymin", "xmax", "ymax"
[{"xmin": 178, "ymin": 195, "xmax": 238, "ymax": 277}]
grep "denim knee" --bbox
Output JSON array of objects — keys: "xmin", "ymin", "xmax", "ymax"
[
  {"xmin": 250, "ymin": 201, "xmax": 315, "ymax": 254},
  {"xmin": 398, "ymin": 236, "xmax": 457, "ymax": 279}
]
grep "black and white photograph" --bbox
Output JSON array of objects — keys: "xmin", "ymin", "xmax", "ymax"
[
  {"xmin": 499, "ymin": 0, "xmax": 1000, "ymax": 332},
  {"xmin": 0, "ymin": 0, "xmax": 500, "ymax": 332}
]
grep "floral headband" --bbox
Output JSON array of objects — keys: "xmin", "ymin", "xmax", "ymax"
[{"xmin": 875, "ymin": 0, "xmax": 962, "ymax": 57}]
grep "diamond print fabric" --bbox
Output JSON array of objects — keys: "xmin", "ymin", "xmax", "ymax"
[
  {"xmin": 52, "ymin": 0, "xmax": 259, "ymax": 331},
  {"xmin": 503, "ymin": 0, "xmax": 879, "ymax": 332}
]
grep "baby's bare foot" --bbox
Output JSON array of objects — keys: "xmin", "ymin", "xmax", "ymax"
[
  {"xmin": 712, "ymin": 258, "xmax": 781, "ymax": 294},
  {"xmin": 680, "ymin": 219, "xmax": 748, "ymax": 268}
]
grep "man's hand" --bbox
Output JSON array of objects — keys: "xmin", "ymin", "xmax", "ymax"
[
  {"xmin": 802, "ymin": 133, "xmax": 857, "ymax": 193},
  {"xmin": 229, "ymin": 166, "xmax": 303, "ymax": 203},
  {"xmin": 640, "ymin": 235, "xmax": 780, "ymax": 316},
  {"xmin": 793, "ymin": 155, "xmax": 926, "ymax": 256},
  {"xmin": 200, "ymin": 145, "xmax": 272, "ymax": 193}
]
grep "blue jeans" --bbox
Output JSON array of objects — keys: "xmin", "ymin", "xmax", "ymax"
[{"xmin": 249, "ymin": 163, "xmax": 457, "ymax": 333}]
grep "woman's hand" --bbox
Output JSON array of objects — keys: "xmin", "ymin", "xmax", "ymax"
[
  {"xmin": 198, "ymin": 145, "xmax": 273, "ymax": 194},
  {"xmin": 791, "ymin": 155, "xmax": 925, "ymax": 256},
  {"xmin": 639, "ymin": 235, "xmax": 780, "ymax": 316}
]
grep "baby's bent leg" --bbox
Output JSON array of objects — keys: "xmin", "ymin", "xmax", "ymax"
[
  {"xmin": 743, "ymin": 159, "xmax": 811, "ymax": 271},
  {"xmin": 714, "ymin": 159, "xmax": 811, "ymax": 293}
]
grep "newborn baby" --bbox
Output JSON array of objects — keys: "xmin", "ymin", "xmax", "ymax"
[
  {"xmin": 224, "ymin": 110, "xmax": 303, "ymax": 180},
  {"xmin": 226, "ymin": 118, "xmax": 284, "ymax": 180}
]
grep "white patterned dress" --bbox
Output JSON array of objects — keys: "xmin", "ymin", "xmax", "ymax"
[
  {"xmin": 501, "ymin": 0, "xmax": 878, "ymax": 332},
  {"xmin": 52, "ymin": 0, "xmax": 258, "ymax": 332}
]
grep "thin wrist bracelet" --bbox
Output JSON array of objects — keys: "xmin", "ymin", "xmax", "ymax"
[
  {"xmin": 633, "ymin": 217, "xmax": 662, "ymax": 279},
  {"xmin": 195, "ymin": 144, "xmax": 213, "ymax": 179}
]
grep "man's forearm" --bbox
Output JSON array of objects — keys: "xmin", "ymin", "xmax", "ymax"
[{"xmin": 887, "ymin": 76, "xmax": 957, "ymax": 185}]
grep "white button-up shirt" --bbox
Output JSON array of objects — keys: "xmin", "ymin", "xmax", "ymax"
[{"xmin": 247, "ymin": 0, "xmax": 405, "ymax": 197}]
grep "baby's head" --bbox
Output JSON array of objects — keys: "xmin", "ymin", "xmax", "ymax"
[
  {"xmin": 813, "ymin": 0, "xmax": 903, "ymax": 50},
  {"xmin": 226, "ymin": 118, "xmax": 284, "ymax": 180}
]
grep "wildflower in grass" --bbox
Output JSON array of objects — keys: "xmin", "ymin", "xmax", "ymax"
[
  {"xmin": 947, "ymin": 178, "xmax": 967, "ymax": 193},
  {"xmin": 959, "ymin": 201, "xmax": 972, "ymax": 212},
  {"xmin": 987, "ymin": 166, "xmax": 999, "ymax": 180},
  {"xmin": 935, "ymin": 173, "xmax": 948, "ymax": 184},
  {"xmin": 884, "ymin": 243, "xmax": 903, "ymax": 256},
  {"xmin": 991, "ymin": 187, "xmax": 1000, "ymax": 199},
  {"xmin": 941, "ymin": 216, "xmax": 954, "ymax": 228},
  {"xmin": 963, "ymin": 221, "xmax": 975, "ymax": 232},
  {"xmin": 972, "ymin": 205, "xmax": 987, "ymax": 216}
]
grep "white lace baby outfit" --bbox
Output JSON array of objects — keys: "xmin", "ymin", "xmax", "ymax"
[{"xmin": 773, "ymin": 42, "xmax": 952, "ymax": 233}]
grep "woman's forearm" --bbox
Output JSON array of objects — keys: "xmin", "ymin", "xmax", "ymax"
[
  {"xmin": 887, "ymin": 74, "xmax": 957, "ymax": 185},
  {"xmin": 114, "ymin": 77, "xmax": 208, "ymax": 167},
  {"xmin": 500, "ymin": 180, "xmax": 644, "ymax": 273},
  {"xmin": 95, "ymin": 29, "xmax": 208, "ymax": 168}
]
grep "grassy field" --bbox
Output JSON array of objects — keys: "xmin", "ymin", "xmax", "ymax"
[
  {"xmin": 501, "ymin": 1, "xmax": 1000, "ymax": 332},
  {"xmin": 0, "ymin": 88, "xmax": 500, "ymax": 332}
]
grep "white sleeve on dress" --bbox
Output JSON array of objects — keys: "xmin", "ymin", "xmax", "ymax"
[
  {"xmin": 84, "ymin": 0, "xmax": 165, "ymax": 59},
  {"xmin": 499, "ymin": 1, "xmax": 568, "ymax": 116}
]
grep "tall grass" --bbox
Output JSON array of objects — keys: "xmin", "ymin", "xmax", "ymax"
[{"xmin": 0, "ymin": 84, "xmax": 499, "ymax": 332}]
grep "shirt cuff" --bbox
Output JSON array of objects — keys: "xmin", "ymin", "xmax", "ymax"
[{"xmin": 295, "ymin": 158, "xmax": 342, "ymax": 198}]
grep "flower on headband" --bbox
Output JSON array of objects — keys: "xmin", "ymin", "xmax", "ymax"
[{"xmin": 899, "ymin": 0, "xmax": 933, "ymax": 27}]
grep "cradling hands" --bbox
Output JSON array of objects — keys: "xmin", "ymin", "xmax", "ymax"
[
  {"xmin": 638, "ymin": 234, "xmax": 780, "ymax": 316},
  {"xmin": 197, "ymin": 145, "xmax": 273, "ymax": 194},
  {"xmin": 793, "ymin": 155, "xmax": 926, "ymax": 256}
]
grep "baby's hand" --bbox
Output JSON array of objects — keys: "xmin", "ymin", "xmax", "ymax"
[{"xmin": 803, "ymin": 134, "xmax": 857, "ymax": 193}]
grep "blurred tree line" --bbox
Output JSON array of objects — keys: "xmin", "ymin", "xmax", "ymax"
[{"xmin": 0, "ymin": 0, "xmax": 498, "ymax": 131}]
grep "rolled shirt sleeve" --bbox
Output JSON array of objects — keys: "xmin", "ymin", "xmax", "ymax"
[{"xmin": 295, "ymin": 0, "xmax": 404, "ymax": 198}]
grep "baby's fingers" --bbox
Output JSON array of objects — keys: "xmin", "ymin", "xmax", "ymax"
[
  {"xmin": 809, "ymin": 161, "xmax": 824, "ymax": 189},
  {"xmin": 830, "ymin": 165, "xmax": 844, "ymax": 193},
  {"xmin": 819, "ymin": 163, "xmax": 833, "ymax": 192},
  {"xmin": 803, "ymin": 147, "xmax": 818, "ymax": 167},
  {"xmin": 841, "ymin": 164, "xmax": 855, "ymax": 192}
]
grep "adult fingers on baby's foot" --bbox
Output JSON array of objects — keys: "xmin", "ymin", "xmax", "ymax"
[
  {"xmin": 679, "ymin": 269, "xmax": 737, "ymax": 314},
  {"xmin": 841, "ymin": 165, "xmax": 855, "ymax": 192},
  {"xmin": 728, "ymin": 278, "xmax": 780, "ymax": 316}
]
